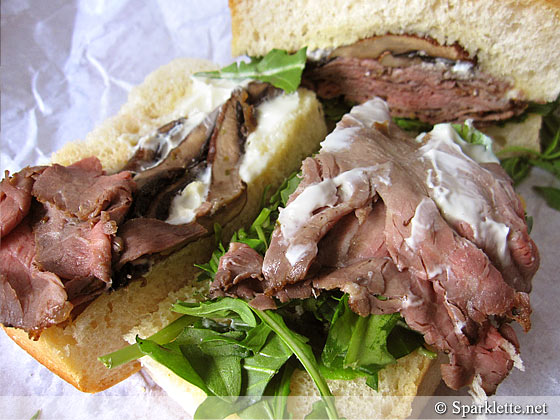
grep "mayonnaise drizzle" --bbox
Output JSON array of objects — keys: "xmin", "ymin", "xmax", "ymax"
[
  {"xmin": 419, "ymin": 124, "xmax": 510, "ymax": 267},
  {"xmin": 279, "ymin": 164, "xmax": 390, "ymax": 266},
  {"xmin": 320, "ymin": 97, "xmax": 390, "ymax": 152}
]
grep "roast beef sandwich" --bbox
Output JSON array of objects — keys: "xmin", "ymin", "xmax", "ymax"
[
  {"xmin": 230, "ymin": 0, "xmax": 560, "ymax": 154},
  {"xmin": 0, "ymin": 56, "xmax": 328, "ymax": 392},
  {"xmin": 93, "ymin": 1, "xmax": 558, "ymax": 416},
  {"xmin": 109, "ymin": 96, "xmax": 539, "ymax": 419}
]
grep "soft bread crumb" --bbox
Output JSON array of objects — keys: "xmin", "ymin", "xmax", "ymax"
[
  {"xmin": 499, "ymin": 340, "xmax": 525, "ymax": 372},
  {"xmin": 288, "ymin": 350, "xmax": 434, "ymax": 419},
  {"xmin": 468, "ymin": 374, "xmax": 488, "ymax": 405}
]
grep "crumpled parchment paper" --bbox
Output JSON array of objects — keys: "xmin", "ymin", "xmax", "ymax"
[{"xmin": 1, "ymin": 1, "xmax": 558, "ymax": 419}]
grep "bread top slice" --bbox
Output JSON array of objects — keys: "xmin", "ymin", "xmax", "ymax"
[
  {"xmin": 4, "ymin": 58, "xmax": 327, "ymax": 392},
  {"xmin": 230, "ymin": 0, "xmax": 560, "ymax": 102}
]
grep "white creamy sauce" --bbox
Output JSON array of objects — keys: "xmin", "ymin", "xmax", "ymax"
[
  {"xmin": 279, "ymin": 179, "xmax": 338, "ymax": 242},
  {"xmin": 451, "ymin": 60, "xmax": 474, "ymax": 76},
  {"xmin": 156, "ymin": 80, "xmax": 301, "ymax": 224},
  {"xmin": 319, "ymin": 127, "xmax": 361, "ymax": 152},
  {"xmin": 348, "ymin": 97, "xmax": 391, "ymax": 129},
  {"xmin": 279, "ymin": 164, "xmax": 390, "ymax": 266},
  {"xmin": 239, "ymin": 92, "xmax": 301, "ymax": 183},
  {"xmin": 320, "ymin": 97, "xmax": 390, "ymax": 153},
  {"xmin": 404, "ymin": 198, "xmax": 446, "ymax": 279},
  {"xmin": 432, "ymin": 122, "xmax": 498, "ymax": 164},
  {"xmin": 134, "ymin": 77, "xmax": 247, "ymax": 167},
  {"xmin": 166, "ymin": 166, "xmax": 212, "ymax": 225},
  {"xmin": 306, "ymin": 48, "xmax": 334, "ymax": 61},
  {"xmin": 420, "ymin": 124, "xmax": 510, "ymax": 267},
  {"xmin": 285, "ymin": 243, "xmax": 314, "ymax": 267},
  {"xmin": 405, "ymin": 197, "xmax": 438, "ymax": 250}
]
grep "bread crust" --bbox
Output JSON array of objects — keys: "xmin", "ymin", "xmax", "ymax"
[
  {"xmin": 3, "ymin": 326, "xmax": 140, "ymax": 392},
  {"xmin": 229, "ymin": 0, "xmax": 560, "ymax": 102},
  {"xmin": 2, "ymin": 59, "xmax": 327, "ymax": 392}
]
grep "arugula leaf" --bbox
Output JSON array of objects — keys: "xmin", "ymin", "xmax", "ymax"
[
  {"xmin": 195, "ymin": 48, "xmax": 307, "ymax": 93},
  {"xmin": 499, "ymin": 156, "xmax": 533, "ymax": 185},
  {"xmin": 253, "ymin": 309, "xmax": 339, "ymax": 420},
  {"xmin": 136, "ymin": 336, "xmax": 212, "ymax": 395},
  {"xmin": 394, "ymin": 117, "xmax": 433, "ymax": 133},
  {"xmin": 344, "ymin": 313, "xmax": 399, "ymax": 369},
  {"xmin": 170, "ymin": 329, "xmax": 244, "ymax": 400},
  {"xmin": 322, "ymin": 97, "xmax": 354, "ymax": 122},
  {"xmin": 452, "ymin": 120, "xmax": 495, "ymax": 152},
  {"xmin": 305, "ymin": 400, "xmax": 331, "ymax": 419},
  {"xmin": 173, "ymin": 297, "xmax": 257, "ymax": 327},
  {"xmin": 99, "ymin": 315, "xmax": 195, "ymax": 368},
  {"xmin": 194, "ymin": 332, "xmax": 293, "ymax": 419},
  {"xmin": 243, "ymin": 333, "xmax": 293, "ymax": 397},
  {"xmin": 268, "ymin": 362, "xmax": 296, "ymax": 419},
  {"xmin": 321, "ymin": 295, "xmax": 356, "ymax": 368},
  {"xmin": 533, "ymin": 186, "xmax": 560, "ymax": 211},
  {"xmin": 319, "ymin": 296, "xmax": 423, "ymax": 391}
]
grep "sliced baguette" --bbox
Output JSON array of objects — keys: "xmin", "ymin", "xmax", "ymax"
[{"xmin": 3, "ymin": 58, "xmax": 327, "ymax": 392}]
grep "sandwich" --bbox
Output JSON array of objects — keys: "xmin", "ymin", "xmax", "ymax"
[
  {"xmin": 0, "ymin": 56, "xmax": 328, "ymax": 392},
  {"xmin": 230, "ymin": 0, "xmax": 560, "ymax": 154},
  {"xmin": 94, "ymin": 1, "xmax": 558, "ymax": 417}
]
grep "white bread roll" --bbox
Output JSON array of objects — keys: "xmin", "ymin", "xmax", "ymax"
[{"xmin": 3, "ymin": 58, "xmax": 327, "ymax": 392}]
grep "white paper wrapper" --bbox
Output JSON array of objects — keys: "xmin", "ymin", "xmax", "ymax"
[{"xmin": 1, "ymin": 1, "xmax": 559, "ymax": 419}]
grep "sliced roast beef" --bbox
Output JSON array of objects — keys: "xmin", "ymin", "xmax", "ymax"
[
  {"xmin": 213, "ymin": 98, "xmax": 538, "ymax": 393},
  {"xmin": 0, "ymin": 166, "xmax": 46, "ymax": 238},
  {"xmin": 116, "ymin": 218, "xmax": 207, "ymax": 268},
  {"xmin": 33, "ymin": 203, "xmax": 115, "ymax": 301},
  {"xmin": 210, "ymin": 242, "xmax": 265, "ymax": 295},
  {"xmin": 0, "ymin": 221, "xmax": 72, "ymax": 336},
  {"xmin": 1, "ymin": 81, "xmax": 286, "ymax": 336},
  {"xmin": 304, "ymin": 55, "xmax": 526, "ymax": 125},
  {"xmin": 32, "ymin": 157, "xmax": 135, "ymax": 224}
]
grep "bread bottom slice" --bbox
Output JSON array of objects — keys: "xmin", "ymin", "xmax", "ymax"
[
  {"xmin": 3, "ymin": 58, "xmax": 327, "ymax": 392},
  {"xmin": 123, "ymin": 283, "xmax": 441, "ymax": 419}
]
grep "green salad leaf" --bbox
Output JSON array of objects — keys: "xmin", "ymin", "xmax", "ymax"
[
  {"xmin": 98, "ymin": 315, "xmax": 195, "ymax": 368},
  {"xmin": 394, "ymin": 117, "xmax": 433, "ymax": 133},
  {"xmin": 533, "ymin": 186, "xmax": 560, "ymax": 211},
  {"xmin": 136, "ymin": 336, "xmax": 212, "ymax": 395},
  {"xmin": 173, "ymin": 297, "xmax": 257, "ymax": 327},
  {"xmin": 254, "ymin": 308, "xmax": 339, "ymax": 420},
  {"xmin": 195, "ymin": 48, "xmax": 307, "ymax": 93},
  {"xmin": 320, "ymin": 295, "xmax": 424, "ymax": 391},
  {"xmin": 452, "ymin": 120, "xmax": 495, "ymax": 151},
  {"xmin": 100, "ymin": 171, "xmax": 429, "ymax": 420},
  {"xmin": 498, "ymin": 102, "xmax": 560, "ymax": 207}
]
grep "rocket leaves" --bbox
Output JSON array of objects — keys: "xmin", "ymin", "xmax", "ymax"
[
  {"xmin": 195, "ymin": 48, "xmax": 307, "ymax": 93},
  {"xmin": 319, "ymin": 295, "xmax": 423, "ymax": 391},
  {"xmin": 127, "ymin": 296, "xmax": 339, "ymax": 420}
]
